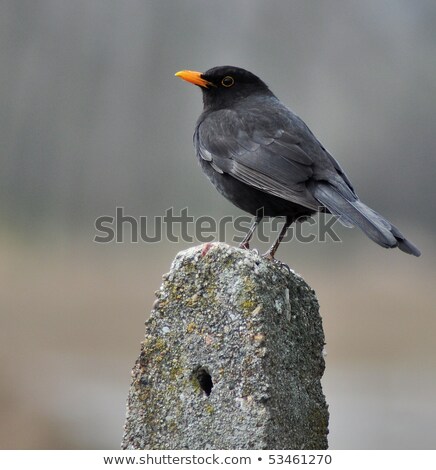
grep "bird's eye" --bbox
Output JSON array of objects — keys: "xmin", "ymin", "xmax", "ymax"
[{"xmin": 221, "ymin": 76, "xmax": 234, "ymax": 87}]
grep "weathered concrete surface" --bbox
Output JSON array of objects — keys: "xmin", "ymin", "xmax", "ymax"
[{"xmin": 122, "ymin": 243, "xmax": 329, "ymax": 449}]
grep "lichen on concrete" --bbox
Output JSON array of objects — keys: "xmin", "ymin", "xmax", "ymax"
[{"xmin": 122, "ymin": 242, "xmax": 329, "ymax": 449}]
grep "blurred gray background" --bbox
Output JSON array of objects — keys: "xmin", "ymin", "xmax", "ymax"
[{"xmin": 1, "ymin": 0, "xmax": 435, "ymax": 449}]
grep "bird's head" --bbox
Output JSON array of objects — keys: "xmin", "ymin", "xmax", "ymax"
[{"xmin": 175, "ymin": 66, "xmax": 273, "ymax": 111}]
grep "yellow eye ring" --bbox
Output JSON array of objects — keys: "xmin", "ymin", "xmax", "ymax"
[{"xmin": 221, "ymin": 76, "xmax": 234, "ymax": 87}]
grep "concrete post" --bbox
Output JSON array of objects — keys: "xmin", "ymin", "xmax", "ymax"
[{"xmin": 122, "ymin": 243, "xmax": 329, "ymax": 449}]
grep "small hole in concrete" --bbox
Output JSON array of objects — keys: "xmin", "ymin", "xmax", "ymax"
[{"xmin": 192, "ymin": 366, "xmax": 213, "ymax": 396}]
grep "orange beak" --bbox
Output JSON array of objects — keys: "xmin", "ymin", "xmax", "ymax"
[{"xmin": 175, "ymin": 70, "xmax": 214, "ymax": 88}]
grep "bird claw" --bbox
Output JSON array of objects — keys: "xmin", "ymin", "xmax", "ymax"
[
  {"xmin": 262, "ymin": 252, "xmax": 292, "ymax": 275},
  {"xmin": 201, "ymin": 242, "xmax": 214, "ymax": 257},
  {"xmin": 239, "ymin": 241, "xmax": 250, "ymax": 250},
  {"xmin": 278, "ymin": 261, "xmax": 292, "ymax": 276}
]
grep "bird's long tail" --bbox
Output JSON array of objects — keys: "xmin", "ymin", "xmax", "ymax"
[{"xmin": 310, "ymin": 182, "xmax": 421, "ymax": 256}]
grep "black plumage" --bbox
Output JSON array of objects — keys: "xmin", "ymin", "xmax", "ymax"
[{"xmin": 176, "ymin": 66, "xmax": 420, "ymax": 258}]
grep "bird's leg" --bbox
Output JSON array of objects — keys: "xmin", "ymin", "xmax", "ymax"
[
  {"xmin": 239, "ymin": 215, "xmax": 262, "ymax": 250},
  {"xmin": 262, "ymin": 216, "xmax": 292, "ymax": 260}
]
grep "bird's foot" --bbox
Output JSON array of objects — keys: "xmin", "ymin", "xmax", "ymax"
[
  {"xmin": 278, "ymin": 260, "xmax": 292, "ymax": 276},
  {"xmin": 201, "ymin": 242, "xmax": 214, "ymax": 257},
  {"xmin": 239, "ymin": 241, "xmax": 250, "ymax": 250},
  {"xmin": 262, "ymin": 252, "xmax": 292, "ymax": 275}
]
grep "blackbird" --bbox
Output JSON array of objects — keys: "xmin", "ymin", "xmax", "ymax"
[{"xmin": 175, "ymin": 66, "xmax": 420, "ymax": 258}]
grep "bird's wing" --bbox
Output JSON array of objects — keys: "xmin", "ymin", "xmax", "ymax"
[{"xmin": 195, "ymin": 107, "xmax": 321, "ymax": 210}]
